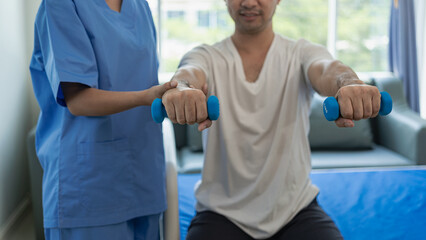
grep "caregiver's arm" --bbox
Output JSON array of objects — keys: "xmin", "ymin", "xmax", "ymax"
[
  {"xmin": 61, "ymin": 81, "xmax": 177, "ymax": 116},
  {"xmin": 308, "ymin": 59, "xmax": 381, "ymax": 127}
]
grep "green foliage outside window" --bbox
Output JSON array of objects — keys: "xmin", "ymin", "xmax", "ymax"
[
  {"xmin": 273, "ymin": 0, "xmax": 328, "ymax": 46},
  {"xmin": 159, "ymin": 0, "xmax": 390, "ymax": 73},
  {"xmin": 338, "ymin": 0, "xmax": 390, "ymax": 72}
]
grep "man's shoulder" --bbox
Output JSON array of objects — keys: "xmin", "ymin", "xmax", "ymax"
[
  {"xmin": 275, "ymin": 34, "xmax": 295, "ymax": 42},
  {"xmin": 275, "ymin": 34, "xmax": 314, "ymax": 48},
  {"xmin": 186, "ymin": 37, "xmax": 231, "ymax": 58},
  {"xmin": 274, "ymin": 34, "xmax": 327, "ymax": 56},
  {"xmin": 196, "ymin": 37, "xmax": 230, "ymax": 51}
]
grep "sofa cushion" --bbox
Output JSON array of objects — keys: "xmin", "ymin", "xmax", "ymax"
[
  {"xmin": 187, "ymin": 124, "xmax": 203, "ymax": 152},
  {"xmin": 311, "ymin": 145, "xmax": 412, "ymax": 169},
  {"xmin": 309, "ymin": 93, "xmax": 374, "ymax": 150}
]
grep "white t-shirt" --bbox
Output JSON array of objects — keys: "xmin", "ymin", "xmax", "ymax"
[{"xmin": 180, "ymin": 34, "xmax": 334, "ymax": 238}]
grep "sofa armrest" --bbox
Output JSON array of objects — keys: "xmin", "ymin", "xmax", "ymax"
[
  {"xmin": 373, "ymin": 76, "xmax": 426, "ymax": 165},
  {"xmin": 162, "ymin": 119, "xmax": 180, "ymax": 240},
  {"xmin": 163, "ymin": 118, "xmax": 178, "ymax": 167},
  {"xmin": 376, "ymin": 110, "xmax": 426, "ymax": 164}
]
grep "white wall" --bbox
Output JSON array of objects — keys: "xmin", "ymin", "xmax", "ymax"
[
  {"xmin": 414, "ymin": 0, "xmax": 426, "ymax": 118},
  {"xmin": 0, "ymin": 0, "xmax": 40, "ymax": 237}
]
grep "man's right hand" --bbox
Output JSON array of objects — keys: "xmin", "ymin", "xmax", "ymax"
[{"xmin": 162, "ymin": 82, "xmax": 212, "ymax": 131}]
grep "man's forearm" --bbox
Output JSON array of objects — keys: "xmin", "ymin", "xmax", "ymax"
[
  {"xmin": 171, "ymin": 65, "xmax": 207, "ymax": 90},
  {"xmin": 310, "ymin": 60, "xmax": 364, "ymax": 96}
]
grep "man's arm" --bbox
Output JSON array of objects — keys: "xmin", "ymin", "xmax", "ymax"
[
  {"xmin": 308, "ymin": 59, "xmax": 381, "ymax": 127},
  {"xmin": 61, "ymin": 81, "xmax": 177, "ymax": 116},
  {"xmin": 162, "ymin": 65, "xmax": 212, "ymax": 131},
  {"xmin": 171, "ymin": 65, "xmax": 208, "ymax": 90}
]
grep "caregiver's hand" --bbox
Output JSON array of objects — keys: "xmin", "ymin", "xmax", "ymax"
[{"xmin": 147, "ymin": 80, "xmax": 178, "ymax": 104}]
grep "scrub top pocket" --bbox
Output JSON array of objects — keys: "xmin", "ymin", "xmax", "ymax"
[{"xmin": 77, "ymin": 138, "xmax": 134, "ymax": 211}]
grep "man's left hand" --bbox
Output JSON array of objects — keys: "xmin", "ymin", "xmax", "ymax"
[{"xmin": 334, "ymin": 84, "xmax": 381, "ymax": 128}]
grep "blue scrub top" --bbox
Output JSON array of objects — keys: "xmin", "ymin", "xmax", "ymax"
[{"xmin": 29, "ymin": 0, "xmax": 166, "ymax": 228}]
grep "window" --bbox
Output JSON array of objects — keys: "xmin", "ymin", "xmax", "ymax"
[
  {"xmin": 198, "ymin": 11, "xmax": 210, "ymax": 27},
  {"xmin": 217, "ymin": 11, "xmax": 229, "ymax": 28},
  {"xmin": 147, "ymin": 0, "xmax": 232, "ymax": 73},
  {"xmin": 337, "ymin": 0, "xmax": 390, "ymax": 72},
  {"xmin": 147, "ymin": 0, "xmax": 391, "ymax": 74},
  {"xmin": 167, "ymin": 10, "xmax": 185, "ymax": 20}
]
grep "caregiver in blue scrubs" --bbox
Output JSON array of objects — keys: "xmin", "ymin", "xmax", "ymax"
[{"xmin": 29, "ymin": 0, "xmax": 177, "ymax": 239}]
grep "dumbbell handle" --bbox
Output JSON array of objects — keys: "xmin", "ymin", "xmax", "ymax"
[
  {"xmin": 323, "ymin": 91, "xmax": 392, "ymax": 121},
  {"xmin": 151, "ymin": 95, "xmax": 220, "ymax": 123}
]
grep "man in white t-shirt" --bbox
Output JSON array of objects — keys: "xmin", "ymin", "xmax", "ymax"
[{"xmin": 162, "ymin": 0, "xmax": 381, "ymax": 239}]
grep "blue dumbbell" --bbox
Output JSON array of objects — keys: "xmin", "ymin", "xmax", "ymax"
[
  {"xmin": 323, "ymin": 91, "xmax": 392, "ymax": 121},
  {"xmin": 151, "ymin": 95, "xmax": 220, "ymax": 123}
]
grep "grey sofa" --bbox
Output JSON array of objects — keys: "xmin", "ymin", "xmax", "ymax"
[{"xmin": 173, "ymin": 76, "xmax": 426, "ymax": 173}]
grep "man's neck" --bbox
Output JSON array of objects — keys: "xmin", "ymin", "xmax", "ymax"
[
  {"xmin": 105, "ymin": 0, "xmax": 123, "ymax": 12},
  {"xmin": 231, "ymin": 27, "xmax": 275, "ymax": 54}
]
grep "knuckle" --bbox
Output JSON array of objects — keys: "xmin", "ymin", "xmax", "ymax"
[
  {"xmin": 186, "ymin": 109, "xmax": 195, "ymax": 117},
  {"xmin": 373, "ymin": 105, "xmax": 380, "ymax": 113},
  {"xmin": 340, "ymin": 109, "xmax": 352, "ymax": 119},
  {"xmin": 167, "ymin": 112, "xmax": 176, "ymax": 121},
  {"xmin": 373, "ymin": 87, "xmax": 380, "ymax": 95},
  {"xmin": 177, "ymin": 116, "xmax": 186, "ymax": 125},
  {"xmin": 367, "ymin": 86, "xmax": 379, "ymax": 96},
  {"xmin": 199, "ymin": 112, "xmax": 208, "ymax": 121},
  {"xmin": 363, "ymin": 111, "xmax": 372, "ymax": 118},
  {"xmin": 353, "ymin": 112, "xmax": 363, "ymax": 120},
  {"xmin": 365, "ymin": 107, "xmax": 373, "ymax": 115},
  {"xmin": 364, "ymin": 106, "xmax": 372, "ymax": 117},
  {"xmin": 186, "ymin": 115, "xmax": 196, "ymax": 124},
  {"xmin": 162, "ymin": 95, "xmax": 170, "ymax": 103},
  {"xmin": 196, "ymin": 117, "xmax": 205, "ymax": 124},
  {"xmin": 198, "ymin": 90, "xmax": 206, "ymax": 99},
  {"xmin": 169, "ymin": 117, "xmax": 177, "ymax": 123},
  {"xmin": 163, "ymin": 94, "xmax": 175, "ymax": 103},
  {"xmin": 337, "ymin": 88, "xmax": 346, "ymax": 97}
]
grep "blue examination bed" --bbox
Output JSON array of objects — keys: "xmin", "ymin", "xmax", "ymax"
[{"xmin": 177, "ymin": 167, "xmax": 426, "ymax": 240}]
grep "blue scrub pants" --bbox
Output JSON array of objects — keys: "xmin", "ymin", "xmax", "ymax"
[{"xmin": 44, "ymin": 214, "xmax": 161, "ymax": 240}]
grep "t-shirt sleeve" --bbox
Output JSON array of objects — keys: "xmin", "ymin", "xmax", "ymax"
[
  {"xmin": 36, "ymin": 0, "xmax": 98, "ymax": 107},
  {"xmin": 179, "ymin": 45, "xmax": 212, "ymax": 90},
  {"xmin": 299, "ymin": 39, "xmax": 334, "ymax": 87}
]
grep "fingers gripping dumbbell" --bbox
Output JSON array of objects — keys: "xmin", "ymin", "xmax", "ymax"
[
  {"xmin": 323, "ymin": 91, "xmax": 392, "ymax": 121},
  {"xmin": 151, "ymin": 95, "xmax": 220, "ymax": 123}
]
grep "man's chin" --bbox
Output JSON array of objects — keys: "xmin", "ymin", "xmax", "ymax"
[{"xmin": 237, "ymin": 25, "xmax": 265, "ymax": 35}]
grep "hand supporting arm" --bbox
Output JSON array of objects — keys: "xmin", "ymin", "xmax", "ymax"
[{"xmin": 61, "ymin": 81, "xmax": 177, "ymax": 116}]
